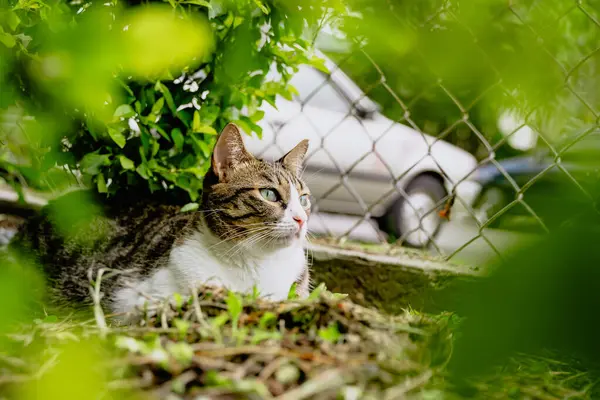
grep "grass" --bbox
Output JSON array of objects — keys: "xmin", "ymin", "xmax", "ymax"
[
  {"xmin": 1, "ymin": 281, "xmax": 598, "ymax": 400},
  {"xmin": 0, "ymin": 217, "xmax": 596, "ymax": 399},
  {"xmin": 0, "ymin": 284, "xmax": 454, "ymax": 399}
]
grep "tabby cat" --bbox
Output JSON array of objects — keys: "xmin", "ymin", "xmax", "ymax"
[{"xmin": 12, "ymin": 123, "xmax": 312, "ymax": 320}]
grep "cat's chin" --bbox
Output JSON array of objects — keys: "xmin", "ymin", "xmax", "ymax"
[{"xmin": 269, "ymin": 233, "xmax": 305, "ymax": 248}]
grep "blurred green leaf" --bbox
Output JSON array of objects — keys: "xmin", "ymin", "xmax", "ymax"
[
  {"xmin": 6, "ymin": 10, "xmax": 21, "ymax": 31},
  {"xmin": 226, "ymin": 291, "xmax": 243, "ymax": 333},
  {"xmin": 96, "ymin": 173, "xmax": 108, "ymax": 193},
  {"xmin": 253, "ymin": 0, "xmax": 270, "ymax": 14},
  {"xmin": 80, "ymin": 153, "xmax": 111, "ymax": 175},
  {"xmin": 287, "ymin": 282, "xmax": 298, "ymax": 300},
  {"xmin": 151, "ymin": 97, "xmax": 165, "ymax": 116},
  {"xmin": 107, "ymin": 127, "xmax": 126, "ymax": 148},
  {"xmin": 120, "ymin": 5, "xmax": 215, "ymax": 78},
  {"xmin": 154, "ymin": 81, "xmax": 176, "ymax": 113},
  {"xmin": 171, "ymin": 128, "xmax": 184, "ymax": 150},
  {"xmin": 180, "ymin": 202, "xmax": 199, "ymax": 212},
  {"xmin": 193, "ymin": 114, "xmax": 217, "ymax": 135},
  {"xmin": 119, "ymin": 155, "xmax": 135, "ymax": 170},
  {"xmin": 318, "ymin": 323, "xmax": 341, "ymax": 343},
  {"xmin": 17, "ymin": 341, "xmax": 109, "ymax": 400},
  {"xmin": 0, "ymin": 255, "xmax": 44, "ymax": 339},
  {"xmin": 309, "ymin": 283, "xmax": 327, "ymax": 300},
  {"xmin": 113, "ymin": 104, "xmax": 135, "ymax": 120},
  {"xmin": 0, "ymin": 28, "xmax": 16, "ymax": 48}
]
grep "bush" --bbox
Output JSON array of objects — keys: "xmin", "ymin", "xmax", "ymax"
[{"xmin": 0, "ymin": 0, "xmax": 340, "ymax": 202}]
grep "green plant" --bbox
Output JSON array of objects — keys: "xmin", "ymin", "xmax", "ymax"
[{"xmin": 0, "ymin": 0, "xmax": 342, "ymax": 201}]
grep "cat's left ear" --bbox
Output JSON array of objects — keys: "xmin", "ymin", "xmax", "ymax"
[
  {"xmin": 212, "ymin": 123, "xmax": 254, "ymax": 181},
  {"xmin": 278, "ymin": 139, "xmax": 309, "ymax": 176}
]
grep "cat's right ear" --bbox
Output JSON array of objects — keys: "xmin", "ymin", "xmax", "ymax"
[{"xmin": 211, "ymin": 123, "xmax": 254, "ymax": 181}]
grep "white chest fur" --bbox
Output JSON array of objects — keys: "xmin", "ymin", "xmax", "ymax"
[
  {"xmin": 169, "ymin": 229, "xmax": 306, "ymax": 300},
  {"xmin": 112, "ymin": 227, "xmax": 307, "ymax": 316}
]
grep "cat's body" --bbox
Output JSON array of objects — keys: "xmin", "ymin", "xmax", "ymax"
[{"xmin": 12, "ymin": 124, "xmax": 312, "ymax": 319}]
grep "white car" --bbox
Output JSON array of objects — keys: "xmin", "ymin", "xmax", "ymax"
[{"xmin": 243, "ymin": 53, "xmax": 481, "ymax": 248}]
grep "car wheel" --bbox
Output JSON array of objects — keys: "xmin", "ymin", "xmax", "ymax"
[
  {"xmin": 383, "ymin": 175, "xmax": 446, "ymax": 248},
  {"xmin": 473, "ymin": 186, "xmax": 506, "ymax": 227}
]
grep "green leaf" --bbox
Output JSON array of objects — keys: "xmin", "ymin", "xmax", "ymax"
[
  {"xmin": 151, "ymin": 140, "xmax": 160, "ymax": 157},
  {"xmin": 80, "ymin": 153, "xmax": 111, "ymax": 175},
  {"xmin": 318, "ymin": 323, "xmax": 341, "ymax": 343},
  {"xmin": 113, "ymin": 104, "xmax": 135, "ymax": 119},
  {"xmin": 171, "ymin": 128, "xmax": 184, "ymax": 150},
  {"xmin": 96, "ymin": 173, "xmax": 108, "ymax": 193},
  {"xmin": 181, "ymin": 0, "xmax": 211, "ymax": 7},
  {"xmin": 180, "ymin": 202, "xmax": 199, "ymax": 213},
  {"xmin": 197, "ymin": 140, "xmax": 211, "ymax": 158},
  {"xmin": 166, "ymin": 342, "xmax": 193, "ymax": 365},
  {"xmin": 192, "ymin": 110, "xmax": 201, "ymax": 131},
  {"xmin": 308, "ymin": 282, "xmax": 327, "ymax": 300},
  {"xmin": 287, "ymin": 282, "xmax": 298, "ymax": 300},
  {"xmin": 151, "ymin": 97, "xmax": 165, "ymax": 116},
  {"xmin": 236, "ymin": 117, "xmax": 262, "ymax": 138},
  {"xmin": 0, "ymin": 31, "xmax": 16, "ymax": 48},
  {"xmin": 149, "ymin": 123, "xmax": 171, "ymax": 141},
  {"xmin": 253, "ymin": 0, "xmax": 270, "ymax": 14},
  {"xmin": 259, "ymin": 312, "xmax": 277, "ymax": 329},
  {"xmin": 6, "ymin": 11, "xmax": 21, "ymax": 31},
  {"xmin": 119, "ymin": 155, "xmax": 135, "ymax": 170},
  {"xmin": 108, "ymin": 127, "xmax": 126, "ymax": 148},
  {"xmin": 225, "ymin": 291, "xmax": 243, "ymax": 327},
  {"xmin": 199, "ymin": 105, "xmax": 220, "ymax": 126},
  {"xmin": 308, "ymin": 56, "xmax": 329, "ymax": 73},
  {"xmin": 192, "ymin": 110, "xmax": 218, "ymax": 135},
  {"xmin": 155, "ymin": 82, "xmax": 176, "ymax": 114},
  {"xmin": 211, "ymin": 313, "xmax": 229, "ymax": 328},
  {"xmin": 250, "ymin": 110, "xmax": 265, "ymax": 123},
  {"xmin": 172, "ymin": 293, "xmax": 184, "ymax": 309},
  {"xmin": 136, "ymin": 164, "xmax": 150, "ymax": 179},
  {"xmin": 192, "ymin": 111, "xmax": 217, "ymax": 134},
  {"xmin": 250, "ymin": 329, "xmax": 282, "ymax": 344},
  {"xmin": 195, "ymin": 125, "xmax": 218, "ymax": 135}
]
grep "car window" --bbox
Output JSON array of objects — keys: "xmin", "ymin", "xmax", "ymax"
[{"xmin": 289, "ymin": 65, "xmax": 352, "ymax": 114}]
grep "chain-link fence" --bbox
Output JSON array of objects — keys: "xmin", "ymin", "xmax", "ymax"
[{"xmin": 246, "ymin": 0, "xmax": 600, "ymax": 263}]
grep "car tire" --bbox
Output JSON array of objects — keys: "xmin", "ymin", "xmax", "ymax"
[{"xmin": 383, "ymin": 175, "xmax": 447, "ymax": 248}]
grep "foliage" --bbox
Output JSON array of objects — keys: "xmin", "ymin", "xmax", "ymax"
[
  {"xmin": 0, "ymin": 0, "xmax": 343, "ymax": 201},
  {"xmin": 329, "ymin": 0, "xmax": 600, "ymax": 159},
  {"xmin": 2, "ymin": 283, "xmax": 599, "ymax": 399}
]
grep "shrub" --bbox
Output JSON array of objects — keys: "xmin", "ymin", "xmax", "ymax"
[{"xmin": 0, "ymin": 0, "xmax": 341, "ymax": 202}]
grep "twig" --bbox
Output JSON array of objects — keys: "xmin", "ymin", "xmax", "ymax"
[
  {"xmin": 88, "ymin": 266, "xmax": 108, "ymax": 337},
  {"xmin": 259, "ymin": 357, "xmax": 288, "ymax": 381},
  {"xmin": 190, "ymin": 285, "xmax": 211, "ymax": 330},
  {"xmin": 275, "ymin": 369, "xmax": 346, "ymax": 400},
  {"xmin": 0, "ymin": 374, "xmax": 30, "ymax": 385},
  {"xmin": 0, "ymin": 353, "xmax": 28, "ymax": 370},
  {"xmin": 383, "ymin": 370, "xmax": 433, "ymax": 400}
]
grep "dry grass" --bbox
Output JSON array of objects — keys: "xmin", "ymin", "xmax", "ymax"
[{"xmin": 1, "ymin": 281, "xmax": 599, "ymax": 399}]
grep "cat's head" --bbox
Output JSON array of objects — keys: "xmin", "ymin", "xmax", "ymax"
[{"xmin": 202, "ymin": 123, "xmax": 311, "ymax": 250}]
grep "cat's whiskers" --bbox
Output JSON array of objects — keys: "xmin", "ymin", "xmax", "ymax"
[
  {"xmin": 222, "ymin": 229, "xmax": 274, "ymax": 263},
  {"xmin": 209, "ymin": 224, "xmax": 278, "ymax": 256},
  {"xmin": 206, "ymin": 226, "xmax": 272, "ymax": 255}
]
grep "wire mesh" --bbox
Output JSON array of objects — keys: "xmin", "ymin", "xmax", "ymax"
[{"xmin": 252, "ymin": 1, "xmax": 600, "ymax": 263}]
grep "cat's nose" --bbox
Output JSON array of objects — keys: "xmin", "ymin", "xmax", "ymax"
[{"xmin": 293, "ymin": 216, "xmax": 304, "ymax": 228}]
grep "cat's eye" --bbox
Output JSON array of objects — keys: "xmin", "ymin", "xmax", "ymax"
[
  {"xmin": 299, "ymin": 194, "xmax": 310, "ymax": 208},
  {"xmin": 260, "ymin": 188, "xmax": 279, "ymax": 202}
]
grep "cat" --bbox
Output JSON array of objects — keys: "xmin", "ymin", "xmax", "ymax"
[{"xmin": 11, "ymin": 123, "xmax": 312, "ymax": 321}]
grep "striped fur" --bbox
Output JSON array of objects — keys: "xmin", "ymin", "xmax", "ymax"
[{"xmin": 11, "ymin": 124, "xmax": 312, "ymax": 315}]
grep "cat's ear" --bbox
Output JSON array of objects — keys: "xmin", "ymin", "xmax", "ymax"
[
  {"xmin": 212, "ymin": 123, "xmax": 254, "ymax": 181},
  {"xmin": 279, "ymin": 139, "xmax": 309, "ymax": 176}
]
